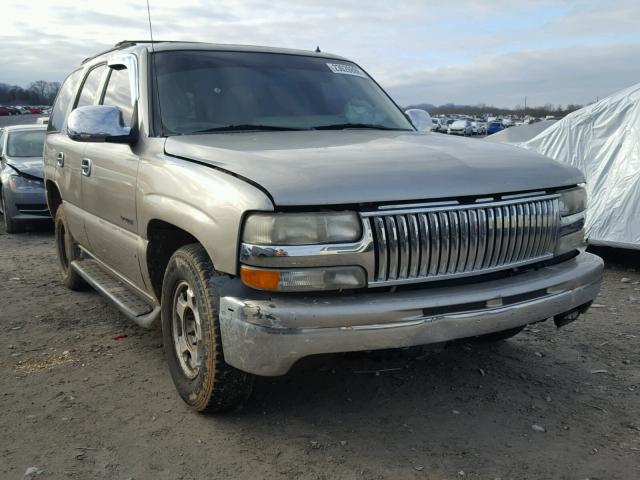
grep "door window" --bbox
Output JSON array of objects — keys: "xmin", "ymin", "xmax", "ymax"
[
  {"xmin": 76, "ymin": 65, "xmax": 107, "ymax": 109},
  {"xmin": 102, "ymin": 67, "xmax": 134, "ymax": 127}
]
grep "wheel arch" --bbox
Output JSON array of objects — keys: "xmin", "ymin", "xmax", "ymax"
[
  {"xmin": 45, "ymin": 180, "xmax": 63, "ymax": 218},
  {"xmin": 145, "ymin": 219, "xmax": 209, "ymax": 301}
]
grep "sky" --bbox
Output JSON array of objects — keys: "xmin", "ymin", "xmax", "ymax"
[{"xmin": 1, "ymin": 0, "xmax": 639, "ymax": 107}]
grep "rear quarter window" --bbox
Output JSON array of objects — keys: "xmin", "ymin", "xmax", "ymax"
[{"xmin": 48, "ymin": 69, "xmax": 83, "ymax": 132}]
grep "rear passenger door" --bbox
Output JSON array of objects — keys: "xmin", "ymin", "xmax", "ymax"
[
  {"xmin": 81, "ymin": 56, "xmax": 145, "ymax": 287},
  {"xmin": 44, "ymin": 67, "xmax": 93, "ymax": 245}
]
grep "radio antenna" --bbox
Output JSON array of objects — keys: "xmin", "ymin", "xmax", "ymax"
[
  {"xmin": 145, "ymin": 0, "xmax": 161, "ymax": 134},
  {"xmin": 146, "ymin": 0, "xmax": 155, "ymax": 45}
]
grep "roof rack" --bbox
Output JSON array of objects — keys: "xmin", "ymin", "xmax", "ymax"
[{"xmin": 81, "ymin": 40, "xmax": 206, "ymax": 65}]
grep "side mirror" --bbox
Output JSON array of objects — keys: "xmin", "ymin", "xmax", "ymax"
[
  {"xmin": 404, "ymin": 108, "xmax": 432, "ymax": 133},
  {"xmin": 67, "ymin": 105, "xmax": 135, "ymax": 144}
]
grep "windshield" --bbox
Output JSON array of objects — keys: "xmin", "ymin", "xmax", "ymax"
[
  {"xmin": 6, "ymin": 130, "xmax": 45, "ymax": 157},
  {"xmin": 154, "ymin": 51, "xmax": 413, "ymax": 135}
]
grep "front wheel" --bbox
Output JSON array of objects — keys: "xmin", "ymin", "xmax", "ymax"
[{"xmin": 161, "ymin": 244, "xmax": 254, "ymax": 413}]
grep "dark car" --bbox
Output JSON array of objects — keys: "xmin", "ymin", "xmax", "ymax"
[
  {"xmin": 486, "ymin": 121, "xmax": 505, "ymax": 135},
  {"xmin": 0, "ymin": 106, "xmax": 11, "ymax": 116},
  {"xmin": 0, "ymin": 124, "xmax": 50, "ymax": 233}
]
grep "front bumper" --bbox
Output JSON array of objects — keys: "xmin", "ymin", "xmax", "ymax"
[
  {"xmin": 3, "ymin": 187, "xmax": 50, "ymax": 222},
  {"xmin": 219, "ymin": 252, "xmax": 603, "ymax": 376}
]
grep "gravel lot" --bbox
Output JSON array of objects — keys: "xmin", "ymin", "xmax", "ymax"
[{"xmin": 0, "ymin": 221, "xmax": 639, "ymax": 480}]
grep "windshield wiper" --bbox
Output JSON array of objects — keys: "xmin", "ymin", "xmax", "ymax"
[
  {"xmin": 312, "ymin": 123, "xmax": 410, "ymax": 131},
  {"xmin": 191, "ymin": 124, "xmax": 309, "ymax": 133}
]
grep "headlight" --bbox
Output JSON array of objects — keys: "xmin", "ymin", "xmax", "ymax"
[
  {"xmin": 9, "ymin": 174, "xmax": 42, "ymax": 192},
  {"xmin": 555, "ymin": 186, "xmax": 587, "ymax": 255},
  {"xmin": 558, "ymin": 186, "xmax": 586, "ymax": 216},
  {"xmin": 242, "ymin": 212, "xmax": 362, "ymax": 245},
  {"xmin": 240, "ymin": 265, "xmax": 366, "ymax": 291}
]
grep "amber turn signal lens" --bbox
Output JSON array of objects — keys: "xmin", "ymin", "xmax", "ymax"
[{"xmin": 240, "ymin": 266, "xmax": 279, "ymax": 290}]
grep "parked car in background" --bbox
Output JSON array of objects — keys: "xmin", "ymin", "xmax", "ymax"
[
  {"xmin": 471, "ymin": 121, "xmax": 486, "ymax": 135},
  {"xmin": 0, "ymin": 124, "xmax": 49, "ymax": 233},
  {"xmin": 0, "ymin": 107, "xmax": 11, "ymax": 116},
  {"xmin": 448, "ymin": 119, "xmax": 473, "ymax": 136},
  {"xmin": 3, "ymin": 106, "xmax": 22, "ymax": 115},
  {"xmin": 444, "ymin": 118, "xmax": 455, "ymax": 131},
  {"xmin": 487, "ymin": 121, "xmax": 505, "ymax": 135}
]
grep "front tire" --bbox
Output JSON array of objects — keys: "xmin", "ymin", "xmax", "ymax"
[
  {"xmin": 161, "ymin": 244, "xmax": 254, "ymax": 413},
  {"xmin": 54, "ymin": 205, "xmax": 88, "ymax": 290}
]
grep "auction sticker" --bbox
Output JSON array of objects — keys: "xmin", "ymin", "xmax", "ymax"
[{"xmin": 326, "ymin": 63, "xmax": 367, "ymax": 78}]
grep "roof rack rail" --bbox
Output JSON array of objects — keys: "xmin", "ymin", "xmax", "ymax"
[{"xmin": 82, "ymin": 40, "xmax": 207, "ymax": 64}]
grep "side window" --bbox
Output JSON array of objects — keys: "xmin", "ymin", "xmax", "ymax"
[
  {"xmin": 48, "ymin": 69, "xmax": 83, "ymax": 132},
  {"xmin": 76, "ymin": 65, "xmax": 107, "ymax": 109},
  {"xmin": 102, "ymin": 67, "xmax": 134, "ymax": 127},
  {"xmin": 0, "ymin": 130, "xmax": 5, "ymax": 157}
]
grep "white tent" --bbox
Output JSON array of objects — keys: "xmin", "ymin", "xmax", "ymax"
[{"xmin": 519, "ymin": 83, "xmax": 640, "ymax": 250}]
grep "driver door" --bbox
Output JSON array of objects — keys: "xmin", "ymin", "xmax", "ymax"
[{"xmin": 81, "ymin": 56, "xmax": 145, "ymax": 288}]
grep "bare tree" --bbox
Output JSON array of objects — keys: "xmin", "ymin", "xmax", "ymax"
[
  {"xmin": 28, "ymin": 80, "xmax": 49, "ymax": 101},
  {"xmin": 44, "ymin": 81, "xmax": 61, "ymax": 104}
]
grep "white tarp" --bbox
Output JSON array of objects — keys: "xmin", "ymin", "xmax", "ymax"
[
  {"xmin": 485, "ymin": 120, "xmax": 556, "ymax": 144},
  {"xmin": 519, "ymin": 83, "xmax": 640, "ymax": 249}
]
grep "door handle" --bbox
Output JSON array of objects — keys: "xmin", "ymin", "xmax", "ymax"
[
  {"xmin": 81, "ymin": 158, "xmax": 92, "ymax": 177},
  {"xmin": 56, "ymin": 152, "xmax": 64, "ymax": 167}
]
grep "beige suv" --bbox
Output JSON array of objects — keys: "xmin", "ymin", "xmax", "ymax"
[{"xmin": 44, "ymin": 41, "xmax": 603, "ymax": 412}]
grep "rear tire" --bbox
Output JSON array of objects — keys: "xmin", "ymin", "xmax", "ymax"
[
  {"xmin": 161, "ymin": 244, "xmax": 254, "ymax": 413},
  {"xmin": 1, "ymin": 190, "xmax": 23, "ymax": 234},
  {"xmin": 54, "ymin": 205, "xmax": 88, "ymax": 290},
  {"xmin": 472, "ymin": 326, "xmax": 525, "ymax": 343}
]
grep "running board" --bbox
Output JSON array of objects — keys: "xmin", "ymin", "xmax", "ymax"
[{"xmin": 71, "ymin": 258, "xmax": 160, "ymax": 329}]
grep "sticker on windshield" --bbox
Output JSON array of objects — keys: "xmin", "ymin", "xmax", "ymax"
[{"xmin": 326, "ymin": 63, "xmax": 367, "ymax": 78}]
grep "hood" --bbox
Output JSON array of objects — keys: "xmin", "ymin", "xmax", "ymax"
[
  {"xmin": 165, "ymin": 130, "xmax": 584, "ymax": 206},
  {"xmin": 5, "ymin": 157, "xmax": 44, "ymax": 179}
]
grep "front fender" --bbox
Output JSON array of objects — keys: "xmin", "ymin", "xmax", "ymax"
[{"xmin": 137, "ymin": 155, "xmax": 274, "ymax": 276}]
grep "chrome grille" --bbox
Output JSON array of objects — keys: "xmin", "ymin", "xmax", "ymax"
[{"xmin": 365, "ymin": 195, "xmax": 560, "ymax": 286}]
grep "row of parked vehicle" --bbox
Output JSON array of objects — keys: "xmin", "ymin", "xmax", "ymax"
[
  {"xmin": 431, "ymin": 117, "xmax": 508, "ymax": 136},
  {"xmin": 0, "ymin": 105, "xmax": 51, "ymax": 116}
]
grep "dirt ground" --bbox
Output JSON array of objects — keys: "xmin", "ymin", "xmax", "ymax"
[{"xmin": 0, "ymin": 222, "xmax": 639, "ymax": 480}]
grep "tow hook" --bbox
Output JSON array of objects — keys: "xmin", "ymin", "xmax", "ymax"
[{"xmin": 553, "ymin": 301, "xmax": 593, "ymax": 328}]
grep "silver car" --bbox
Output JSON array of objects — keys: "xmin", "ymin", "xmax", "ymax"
[
  {"xmin": 0, "ymin": 124, "xmax": 50, "ymax": 232},
  {"xmin": 448, "ymin": 119, "xmax": 473, "ymax": 136},
  {"xmin": 44, "ymin": 41, "xmax": 603, "ymax": 413}
]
